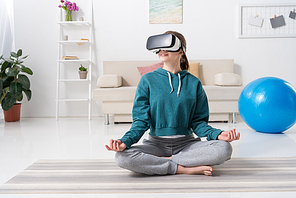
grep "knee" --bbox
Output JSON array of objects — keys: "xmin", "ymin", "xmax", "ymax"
[
  {"xmin": 115, "ymin": 151, "xmax": 128, "ymax": 168},
  {"xmin": 115, "ymin": 149, "xmax": 136, "ymax": 169},
  {"xmin": 218, "ymin": 141, "xmax": 233, "ymax": 160}
]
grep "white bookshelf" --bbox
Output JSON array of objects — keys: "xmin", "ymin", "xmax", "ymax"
[{"xmin": 56, "ymin": 2, "xmax": 93, "ymax": 120}]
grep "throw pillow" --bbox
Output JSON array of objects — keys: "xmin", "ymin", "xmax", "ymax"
[
  {"xmin": 137, "ymin": 62, "xmax": 164, "ymax": 76},
  {"xmin": 188, "ymin": 62, "xmax": 200, "ymax": 78},
  {"xmin": 214, "ymin": 73, "xmax": 242, "ymax": 86}
]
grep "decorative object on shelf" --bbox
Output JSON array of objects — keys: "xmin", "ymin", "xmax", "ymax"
[
  {"xmin": 78, "ymin": 64, "xmax": 88, "ymax": 79},
  {"xmin": 79, "ymin": 17, "xmax": 84, "ymax": 21},
  {"xmin": 0, "ymin": 49, "xmax": 33, "ymax": 122},
  {"xmin": 58, "ymin": 0, "xmax": 79, "ymax": 21},
  {"xmin": 77, "ymin": 38, "xmax": 89, "ymax": 46},
  {"xmin": 62, "ymin": 55, "xmax": 78, "ymax": 60},
  {"xmin": 63, "ymin": 35, "xmax": 68, "ymax": 41}
]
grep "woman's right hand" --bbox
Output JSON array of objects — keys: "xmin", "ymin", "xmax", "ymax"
[{"xmin": 105, "ymin": 139, "xmax": 127, "ymax": 152}]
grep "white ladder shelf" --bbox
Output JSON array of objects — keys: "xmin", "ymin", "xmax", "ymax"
[{"xmin": 56, "ymin": 1, "xmax": 93, "ymax": 120}]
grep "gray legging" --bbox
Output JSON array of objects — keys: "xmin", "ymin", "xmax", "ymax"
[{"xmin": 115, "ymin": 134, "xmax": 232, "ymax": 175}]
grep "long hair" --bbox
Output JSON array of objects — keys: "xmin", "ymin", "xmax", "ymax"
[{"xmin": 164, "ymin": 31, "xmax": 190, "ymax": 71}]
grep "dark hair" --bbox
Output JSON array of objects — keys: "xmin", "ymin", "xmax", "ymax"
[{"xmin": 164, "ymin": 31, "xmax": 190, "ymax": 71}]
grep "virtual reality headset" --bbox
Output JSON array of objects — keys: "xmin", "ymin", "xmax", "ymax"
[{"xmin": 146, "ymin": 34, "xmax": 186, "ymax": 54}]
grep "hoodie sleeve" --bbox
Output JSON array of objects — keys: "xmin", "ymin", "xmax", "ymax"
[
  {"xmin": 190, "ymin": 83, "xmax": 223, "ymax": 140},
  {"xmin": 119, "ymin": 78, "xmax": 151, "ymax": 148}
]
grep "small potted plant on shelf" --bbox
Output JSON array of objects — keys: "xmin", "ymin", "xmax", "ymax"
[
  {"xmin": 78, "ymin": 64, "xmax": 88, "ymax": 79},
  {"xmin": 0, "ymin": 49, "xmax": 33, "ymax": 122}
]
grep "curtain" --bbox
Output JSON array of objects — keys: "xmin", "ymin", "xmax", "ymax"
[{"xmin": 0, "ymin": 0, "xmax": 15, "ymax": 57}]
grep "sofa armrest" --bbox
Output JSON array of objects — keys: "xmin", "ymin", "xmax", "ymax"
[{"xmin": 97, "ymin": 74, "xmax": 122, "ymax": 88}]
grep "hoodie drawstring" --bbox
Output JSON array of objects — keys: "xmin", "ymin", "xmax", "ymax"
[
  {"xmin": 177, "ymin": 73, "xmax": 181, "ymax": 97},
  {"xmin": 167, "ymin": 72, "xmax": 182, "ymax": 97},
  {"xmin": 167, "ymin": 72, "xmax": 174, "ymax": 93}
]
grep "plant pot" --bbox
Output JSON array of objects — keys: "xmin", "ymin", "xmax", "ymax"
[
  {"xmin": 3, "ymin": 103, "xmax": 21, "ymax": 122},
  {"xmin": 79, "ymin": 71, "xmax": 88, "ymax": 79}
]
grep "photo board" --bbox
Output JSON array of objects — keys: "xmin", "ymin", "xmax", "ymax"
[{"xmin": 239, "ymin": 4, "xmax": 296, "ymax": 38}]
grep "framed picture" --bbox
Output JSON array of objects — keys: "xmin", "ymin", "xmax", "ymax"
[{"xmin": 149, "ymin": 0, "xmax": 183, "ymax": 24}]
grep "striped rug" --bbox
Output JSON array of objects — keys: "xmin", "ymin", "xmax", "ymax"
[{"xmin": 0, "ymin": 158, "xmax": 296, "ymax": 194}]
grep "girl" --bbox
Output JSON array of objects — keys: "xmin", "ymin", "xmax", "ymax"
[{"xmin": 105, "ymin": 31, "xmax": 240, "ymax": 176}]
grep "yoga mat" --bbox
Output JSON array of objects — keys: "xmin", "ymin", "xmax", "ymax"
[{"xmin": 0, "ymin": 158, "xmax": 296, "ymax": 194}]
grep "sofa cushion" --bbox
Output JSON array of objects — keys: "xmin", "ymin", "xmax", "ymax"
[
  {"xmin": 203, "ymin": 85, "xmax": 243, "ymax": 100},
  {"xmin": 137, "ymin": 62, "xmax": 163, "ymax": 76},
  {"xmin": 93, "ymin": 86, "xmax": 137, "ymax": 101},
  {"xmin": 214, "ymin": 73, "xmax": 242, "ymax": 86},
  {"xmin": 188, "ymin": 62, "xmax": 199, "ymax": 78},
  {"xmin": 97, "ymin": 74, "xmax": 122, "ymax": 88}
]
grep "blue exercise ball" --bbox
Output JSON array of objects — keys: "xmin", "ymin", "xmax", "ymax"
[{"xmin": 238, "ymin": 77, "xmax": 296, "ymax": 133}]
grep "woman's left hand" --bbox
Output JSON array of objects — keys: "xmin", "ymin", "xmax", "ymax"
[{"xmin": 217, "ymin": 129, "xmax": 240, "ymax": 142}]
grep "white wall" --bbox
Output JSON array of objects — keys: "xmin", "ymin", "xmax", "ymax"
[{"xmin": 13, "ymin": 0, "xmax": 296, "ymax": 118}]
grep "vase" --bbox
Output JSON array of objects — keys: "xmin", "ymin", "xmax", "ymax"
[
  {"xmin": 3, "ymin": 103, "xmax": 21, "ymax": 122},
  {"xmin": 65, "ymin": 10, "xmax": 72, "ymax": 21},
  {"xmin": 79, "ymin": 71, "xmax": 88, "ymax": 79}
]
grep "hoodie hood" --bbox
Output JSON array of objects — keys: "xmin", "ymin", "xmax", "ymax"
[{"xmin": 154, "ymin": 68, "xmax": 190, "ymax": 97}]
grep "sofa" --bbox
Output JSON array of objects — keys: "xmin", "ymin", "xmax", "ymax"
[{"xmin": 93, "ymin": 60, "xmax": 243, "ymax": 124}]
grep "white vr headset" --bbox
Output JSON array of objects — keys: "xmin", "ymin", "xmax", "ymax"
[{"xmin": 146, "ymin": 33, "xmax": 186, "ymax": 54}]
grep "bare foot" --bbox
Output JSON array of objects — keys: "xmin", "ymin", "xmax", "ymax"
[{"xmin": 176, "ymin": 165, "xmax": 213, "ymax": 176}]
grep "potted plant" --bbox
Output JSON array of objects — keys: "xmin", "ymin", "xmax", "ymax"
[
  {"xmin": 0, "ymin": 49, "xmax": 33, "ymax": 122},
  {"xmin": 78, "ymin": 64, "xmax": 87, "ymax": 79}
]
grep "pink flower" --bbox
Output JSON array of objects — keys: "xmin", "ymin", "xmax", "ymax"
[{"xmin": 58, "ymin": 1, "xmax": 79, "ymax": 12}]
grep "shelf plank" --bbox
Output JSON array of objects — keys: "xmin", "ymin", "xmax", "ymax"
[
  {"xmin": 57, "ymin": 79, "xmax": 89, "ymax": 82},
  {"xmin": 58, "ymin": 40, "xmax": 90, "ymax": 44},
  {"xmin": 56, "ymin": 99, "xmax": 89, "ymax": 102},
  {"xmin": 57, "ymin": 59, "xmax": 90, "ymax": 63},
  {"xmin": 58, "ymin": 21, "xmax": 90, "ymax": 26}
]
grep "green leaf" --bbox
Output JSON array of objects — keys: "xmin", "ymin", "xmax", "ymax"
[
  {"xmin": 20, "ymin": 55, "xmax": 29, "ymax": 60},
  {"xmin": 18, "ymin": 74, "xmax": 30, "ymax": 89},
  {"xmin": 6, "ymin": 67, "xmax": 19, "ymax": 76},
  {"xmin": 9, "ymin": 82, "xmax": 22, "ymax": 99},
  {"xmin": 0, "ymin": 94, "xmax": 3, "ymax": 104},
  {"xmin": 1, "ymin": 61, "xmax": 11, "ymax": 72},
  {"xmin": 17, "ymin": 93, "xmax": 23, "ymax": 101},
  {"xmin": 2, "ymin": 76, "xmax": 14, "ymax": 88},
  {"xmin": 21, "ymin": 67, "xmax": 33, "ymax": 75},
  {"xmin": 3, "ymin": 58, "xmax": 14, "ymax": 63},
  {"xmin": 10, "ymin": 52, "xmax": 18, "ymax": 58},
  {"xmin": 1, "ymin": 93, "xmax": 16, "ymax": 111},
  {"xmin": 23, "ymin": 89, "xmax": 32, "ymax": 101},
  {"xmin": 17, "ymin": 49, "xmax": 22, "ymax": 56},
  {"xmin": 0, "ymin": 79, "xmax": 3, "ymax": 91},
  {"xmin": 0, "ymin": 79, "xmax": 3, "ymax": 99},
  {"xmin": 0, "ymin": 74, "xmax": 8, "ymax": 83}
]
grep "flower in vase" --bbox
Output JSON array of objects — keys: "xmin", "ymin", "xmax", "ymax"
[{"xmin": 58, "ymin": 0, "xmax": 79, "ymax": 11}]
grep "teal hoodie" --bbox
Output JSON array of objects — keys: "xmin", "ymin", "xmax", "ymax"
[{"xmin": 120, "ymin": 67, "xmax": 223, "ymax": 148}]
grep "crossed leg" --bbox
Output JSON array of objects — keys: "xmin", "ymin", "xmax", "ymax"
[{"xmin": 116, "ymin": 139, "xmax": 232, "ymax": 176}]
